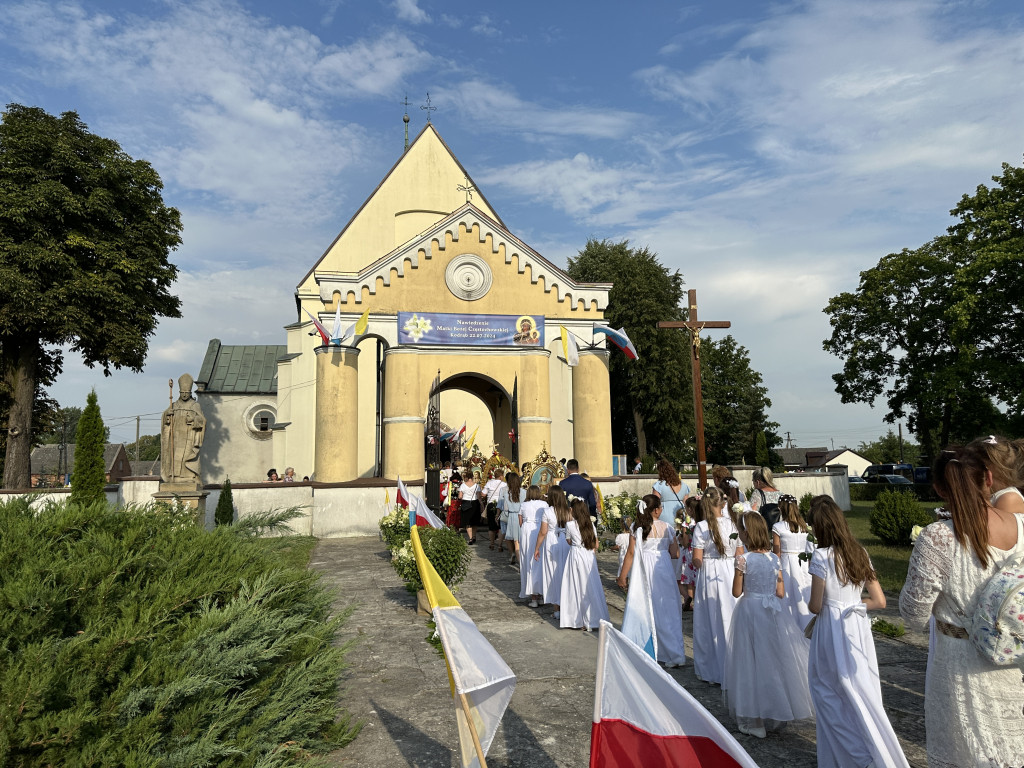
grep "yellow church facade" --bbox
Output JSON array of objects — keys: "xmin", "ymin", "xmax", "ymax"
[{"xmin": 198, "ymin": 125, "xmax": 614, "ymax": 484}]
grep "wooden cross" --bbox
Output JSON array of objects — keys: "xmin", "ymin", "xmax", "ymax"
[{"xmin": 657, "ymin": 289, "xmax": 731, "ymax": 490}]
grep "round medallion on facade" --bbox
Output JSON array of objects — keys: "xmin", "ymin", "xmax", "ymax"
[{"xmin": 445, "ymin": 254, "xmax": 492, "ymax": 301}]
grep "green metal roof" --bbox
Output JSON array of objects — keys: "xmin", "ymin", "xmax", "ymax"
[{"xmin": 197, "ymin": 339, "xmax": 287, "ymax": 394}]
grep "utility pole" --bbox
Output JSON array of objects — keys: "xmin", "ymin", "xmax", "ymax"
[
  {"xmin": 898, "ymin": 423, "xmax": 905, "ymax": 463},
  {"xmin": 135, "ymin": 415, "xmax": 141, "ymax": 462},
  {"xmin": 785, "ymin": 431, "xmax": 793, "ymax": 449}
]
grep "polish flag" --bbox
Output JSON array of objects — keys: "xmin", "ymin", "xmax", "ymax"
[
  {"xmin": 396, "ymin": 476, "xmax": 410, "ymax": 509},
  {"xmin": 303, "ymin": 308, "xmax": 331, "ymax": 346},
  {"xmin": 409, "ymin": 494, "xmax": 446, "ymax": 529},
  {"xmin": 590, "ymin": 622, "xmax": 758, "ymax": 768}
]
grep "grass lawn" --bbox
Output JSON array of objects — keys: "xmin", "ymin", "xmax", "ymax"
[{"xmin": 846, "ymin": 500, "xmax": 942, "ymax": 593}]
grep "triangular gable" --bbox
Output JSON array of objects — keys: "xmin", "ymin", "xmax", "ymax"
[
  {"xmin": 314, "ymin": 202, "xmax": 610, "ymax": 313},
  {"xmin": 299, "ymin": 124, "xmax": 502, "ymax": 288}
]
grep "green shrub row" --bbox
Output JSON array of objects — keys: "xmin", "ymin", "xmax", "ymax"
[
  {"xmin": 0, "ymin": 498, "xmax": 358, "ymax": 766},
  {"xmin": 869, "ymin": 489, "xmax": 935, "ymax": 546},
  {"xmin": 379, "ymin": 507, "xmax": 470, "ymax": 592}
]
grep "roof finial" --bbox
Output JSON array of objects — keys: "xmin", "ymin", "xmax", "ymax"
[
  {"xmin": 401, "ymin": 93, "xmax": 411, "ymax": 152},
  {"xmin": 421, "ymin": 92, "xmax": 436, "ymax": 124}
]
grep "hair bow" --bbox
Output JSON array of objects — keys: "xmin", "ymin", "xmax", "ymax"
[
  {"xmin": 984, "ymin": 435, "xmax": 998, "ymax": 445},
  {"xmin": 636, "ymin": 499, "xmax": 647, "ymax": 516},
  {"xmin": 727, "ymin": 479, "xmax": 739, "ymax": 488}
]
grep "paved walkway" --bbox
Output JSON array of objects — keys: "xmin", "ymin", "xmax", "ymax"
[{"xmin": 312, "ymin": 537, "xmax": 929, "ymax": 767}]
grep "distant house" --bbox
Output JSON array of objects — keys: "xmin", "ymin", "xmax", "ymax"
[
  {"xmin": 129, "ymin": 459, "xmax": 162, "ymax": 477},
  {"xmin": 776, "ymin": 447, "xmax": 828, "ymax": 471},
  {"xmin": 802, "ymin": 448, "xmax": 872, "ymax": 478},
  {"xmin": 30, "ymin": 443, "xmax": 132, "ymax": 487}
]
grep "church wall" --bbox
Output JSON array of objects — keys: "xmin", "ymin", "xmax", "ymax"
[
  {"xmin": 274, "ymin": 323, "xmax": 319, "ymax": 481},
  {"xmin": 197, "ymin": 393, "xmax": 276, "ymax": 484},
  {"xmin": 546, "ymin": 335, "xmax": 574, "ymax": 463}
]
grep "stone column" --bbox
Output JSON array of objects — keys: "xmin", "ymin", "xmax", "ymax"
[
  {"xmin": 382, "ymin": 348, "xmax": 426, "ymax": 480},
  {"xmin": 572, "ymin": 348, "xmax": 613, "ymax": 476},
  {"xmin": 315, "ymin": 345, "xmax": 360, "ymax": 482},
  {"xmin": 516, "ymin": 350, "xmax": 552, "ymax": 465}
]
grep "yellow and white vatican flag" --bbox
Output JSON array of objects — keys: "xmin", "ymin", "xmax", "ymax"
[
  {"xmin": 560, "ymin": 325, "xmax": 579, "ymax": 367},
  {"xmin": 411, "ymin": 526, "xmax": 516, "ymax": 767}
]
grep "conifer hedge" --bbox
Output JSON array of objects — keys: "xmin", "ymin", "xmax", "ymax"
[{"xmin": 0, "ymin": 498, "xmax": 358, "ymax": 766}]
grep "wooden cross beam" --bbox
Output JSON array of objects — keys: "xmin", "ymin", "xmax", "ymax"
[{"xmin": 657, "ymin": 289, "xmax": 731, "ymax": 490}]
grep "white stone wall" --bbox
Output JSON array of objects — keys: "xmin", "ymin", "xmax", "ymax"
[{"xmin": 197, "ymin": 393, "xmax": 278, "ymax": 485}]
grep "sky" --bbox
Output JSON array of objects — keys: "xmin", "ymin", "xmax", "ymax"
[{"xmin": 2, "ymin": 0, "xmax": 1023, "ymax": 453}]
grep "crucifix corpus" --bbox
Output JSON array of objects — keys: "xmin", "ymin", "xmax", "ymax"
[{"xmin": 657, "ymin": 289, "xmax": 731, "ymax": 490}]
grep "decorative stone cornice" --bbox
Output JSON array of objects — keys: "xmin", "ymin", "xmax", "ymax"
[{"xmin": 316, "ymin": 203, "xmax": 611, "ymax": 310}]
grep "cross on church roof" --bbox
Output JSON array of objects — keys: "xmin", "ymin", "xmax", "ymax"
[
  {"xmin": 421, "ymin": 92, "xmax": 437, "ymax": 123},
  {"xmin": 457, "ymin": 174, "xmax": 476, "ymax": 202}
]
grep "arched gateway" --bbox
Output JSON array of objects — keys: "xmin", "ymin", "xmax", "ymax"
[{"xmin": 197, "ymin": 124, "xmax": 613, "ymax": 485}]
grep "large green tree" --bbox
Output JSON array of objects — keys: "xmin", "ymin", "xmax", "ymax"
[
  {"xmin": 699, "ymin": 335, "xmax": 780, "ymax": 465},
  {"xmin": 824, "ymin": 159, "xmax": 1024, "ymax": 460},
  {"xmin": 0, "ymin": 104, "xmax": 182, "ymax": 488},
  {"xmin": 567, "ymin": 239, "xmax": 692, "ymax": 461},
  {"xmin": 856, "ymin": 429, "xmax": 920, "ymax": 465}
]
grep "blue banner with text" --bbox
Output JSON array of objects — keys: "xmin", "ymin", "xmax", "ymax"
[{"xmin": 398, "ymin": 312, "xmax": 545, "ymax": 347}]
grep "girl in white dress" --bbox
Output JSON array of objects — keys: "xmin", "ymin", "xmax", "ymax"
[
  {"xmin": 724, "ymin": 512, "xmax": 814, "ymax": 738},
  {"xmin": 560, "ymin": 498, "xmax": 610, "ymax": 630},
  {"xmin": 616, "ymin": 494, "xmax": 687, "ymax": 667},
  {"xmin": 534, "ymin": 486, "xmax": 571, "ymax": 613},
  {"xmin": 518, "ymin": 485, "xmax": 547, "ymax": 605},
  {"xmin": 807, "ymin": 495, "xmax": 909, "ymax": 768},
  {"xmin": 692, "ymin": 487, "xmax": 742, "ymax": 684},
  {"xmin": 772, "ymin": 494, "xmax": 813, "ymax": 632},
  {"xmin": 900, "ymin": 444, "xmax": 1024, "ymax": 767}
]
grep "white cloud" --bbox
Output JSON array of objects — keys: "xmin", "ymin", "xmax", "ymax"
[
  {"xmin": 0, "ymin": 0, "xmax": 435, "ymax": 223},
  {"xmin": 441, "ymin": 80, "xmax": 640, "ymax": 140},
  {"xmin": 393, "ymin": 0, "xmax": 429, "ymax": 24}
]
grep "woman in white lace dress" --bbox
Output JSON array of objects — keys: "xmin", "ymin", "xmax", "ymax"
[
  {"xmin": 807, "ymin": 495, "xmax": 909, "ymax": 768},
  {"xmin": 691, "ymin": 487, "xmax": 742, "ymax": 684},
  {"xmin": 899, "ymin": 445, "xmax": 1024, "ymax": 767},
  {"xmin": 616, "ymin": 494, "xmax": 687, "ymax": 667},
  {"xmin": 772, "ymin": 494, "xmax": 814, "ymax": 631}
]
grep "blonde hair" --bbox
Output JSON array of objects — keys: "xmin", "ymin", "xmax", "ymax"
[
  {"xmin": 700, "ymin": 487, "xmax": 727, "ymax": 554},
  {"xmin": 967, "ymin": 435, "xmax": 1024, "ymax": 492},
  {"xmin": 778, "ymin": 495, "xmax": 807, "ymax": 533},
  {"xmin": 753, "ymin": 466, "xmax": 774, "ymax": 487}
]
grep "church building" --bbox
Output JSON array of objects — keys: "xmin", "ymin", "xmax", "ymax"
[{"xmin": 196, "ymin": 124, "xmax": 614, "ymax": 484}]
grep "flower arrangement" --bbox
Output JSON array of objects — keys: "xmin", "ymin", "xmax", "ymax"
[{"xmin": 599, "ymin": 492, "xmax": 640, "ymax": 536}]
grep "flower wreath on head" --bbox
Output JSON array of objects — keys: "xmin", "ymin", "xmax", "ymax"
[
  {"xmin": 567, "ymin": 493, "xmax": 583, "ymax": 504},
  {"xmin": 779, "ymin": 494, "xmax": 798, "ymax": 504},
  {"xmin": 727, "ymin": 479, "xmax": 739, "ymax": 488}
]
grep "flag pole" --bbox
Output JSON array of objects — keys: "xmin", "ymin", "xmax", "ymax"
[{"xmin": 457, "ymin": 690, "xmax": 488, "ymax": 767}]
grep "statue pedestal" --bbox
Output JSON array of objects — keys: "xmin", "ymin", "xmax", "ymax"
[{"xmin": 153, "ymin": 486, "xmax": 209, "ymax": 525}]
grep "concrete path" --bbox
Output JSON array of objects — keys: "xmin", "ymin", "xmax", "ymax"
[{"xmin": 312, "ymin": 537, "xmax": 929, "ymax": 767}]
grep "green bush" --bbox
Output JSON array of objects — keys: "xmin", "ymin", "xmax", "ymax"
[
  {"xmin": 0, "ymin": 498, "xmax": 359, "ymax": 766},
  {"xmin": 392, "ymin": 526, "xmax": 471, "ymax": 592},
  {"xmin": 869, "ymin": 489, "xmax": 934, "ymax": 546},
  {"xmin": 379, "ymin": 506, "xmax": 411, "ymax": 550},
  {"xmin": 215, "ymin": 477, "xmax": 235, "ymax": 526},
  {"xmin": 799, "ymin": 493, "xmax": 813, "ymax": 515},
  {"xmin": 70, "ymin": 389, "xmax": 106, "ymax": 506}
]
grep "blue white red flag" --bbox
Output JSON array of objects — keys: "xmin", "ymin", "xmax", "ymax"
[
  {"xmin": 590, "ymin": 622, "xmax": 758, "ymax": 768},
  {"xmin": 594, "ymin": 325, "xmax": 639, "ymax": 361},
  {"xmin": 410, "ymin": 493, "xmax": 446, "ymax": 529}
]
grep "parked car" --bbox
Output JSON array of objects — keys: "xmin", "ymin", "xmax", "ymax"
[
  {"xmin": 913, "ymin": 466, "xmax": 932, "ymax": 484},
  {"xmin": 866, "ymin": 474, "xmax": 913, "ymax": 485},
  {"xmin": 849, "ymin": 476, "xmax": 867, "ymax": 484},
  {"xmin": 862, "ymin": 463, "xmax": 914, "ymax": 482}
]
